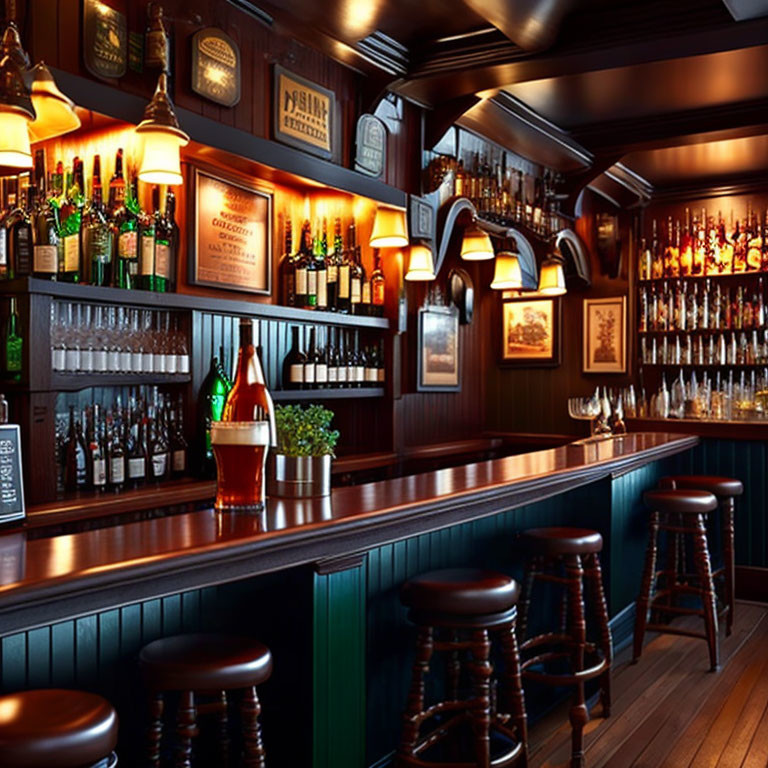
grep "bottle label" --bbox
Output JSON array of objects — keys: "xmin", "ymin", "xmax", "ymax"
[
  {"xmin": 362, "ymin": 282, "xmax": 371, "ymax": 305},
  {"xmin": 178, "ymin": 354, "xmax": 190, "ymax": 374},
  {"xmin": 290, "ymin": 364, "xmax": 304, "ymax": 383},
  {"xmin": 93, "ymin": 458, "xmax": 106, "ymax": 486},
  {"xmin": 152, "ymin": 452, "xmax": 168, "ymax": 478},
  {"xmin": 307, "ymin": 270, "xmax": 317, "ymax": 298},
  {"xmin": 63, "ymin": 235, "xmax": 79, "ymax": 272},
  {"xmin": 79, "ymin": 348, "xmax": 93, "ymax": 373},
  {"xmin": 52, "ymin": 347, "xmax": 66, "ymax": 371},
  {"xmin": 377, "ymin": 367, "xmax": 385, "ymax": 383},
  {"xmin": 328, "ymin": 366, "xmax": 338, "ymax": 383},
  {"xmin": 34, "ymin": 245, "xmax": 57, "ymax": 273},
  {"xmin": 337, "ymin": 366, "xmax": 347, "ymax": 383},
  {"xmin": 110, "ymin": 457, "xmax": 125, "ymax": 484},
  {"xmin": 0, "ymin": 230, "xmax": 6, "ymax": 266},
  {"xmin": 373, "ymin": 280, "xmax": 385, "ymax": 306},
  {"xmin": 16, "ymin": 228, "xmax": 31, "ymax": 274},
  {"xmin": 339, "ymin": 265, "xmax": 350, "ymax": 299},
  {"xmin": 90, "ymin": 226, "xmax": 112, "ymax": 264},
  {"xmin": 317, "ymin": 271, "xmax": 328, "ymax": 308},
  {"xmin": 154, "ymin": 353, "xmax": 166, "ymax": 374},
  {"xmin": 296, "ymin": 267, "xmax": 308, "ymax": 295},
  {"xmin": 327, "ymin": 264, "xmax": 338, "ymax": 283},
  {"xmin": 142, "ymin": 352, "xmax": 154, "ymax": 373},
  {"xmin": 65, "ymin": 348, "xmax": 80, "ymax": 372},
  {"xmin": 155, "ymin": 243, "xmax": 171, "ymax": 278},
  {"xmin": 140, "ymin": 235, "xmax": 155, "ymax": 275},
  {"xmin": 355, "ymin": 365, "xmax": 365, "ymax": 381},
  {"xmin": 131, "ymin": 351, "xmax": 143, "ymax": 371},
  {"xmin": 128, "ymin": 457, "xmax": 145, "ymax": 479},
  {"xmin": 120, "ymin": 350, "xmax": 132, "ymax": 372},
  {"xmin": 119, "ymin": 230, "xmax": 137, "ymax": 259},
  {"xmin": 173, "ymin": 449, "xmax": 186, "ymax": 472},
  {"xmin": 304, "ymin": 362, "xmax": 316, "ymax": 384},
  {"xmin": 108, "ymin": 350, "xmax": 120, "ymax": 372},
  {"xmin": 166, "ymin": 355, "xmax": 178, "ymax": 374},
  {"xmin": 351, "ymin": 278, "xmax": 361, "ymax": 304},
  {"xmin": 316, "ymin": 363, "xmax": 328, "ymax": 383},
  {"xmin": 365, "ymin": 367, "xmax": 377, "ymax": 382}
]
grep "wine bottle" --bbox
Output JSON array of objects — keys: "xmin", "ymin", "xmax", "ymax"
[
  {"xmin": 282, "ymin": 325, "xmax": 306, "ymax": 390},
  {"xmin": 327, "ymin": 327, "xmax": 338, "ymax": 387},
  {"xmin": 82, "ymin": 155, "xmax": 113, "ymax": 286},
  {"xmin": 294, "ymin": 220, "xmax": 310, "ymax": 308},
  {"xmin": 139, "ymin": 186, "xmax": 158, "ymax": 291},
  {"xmin": 148, "ymin": 396, "xmax": 170, "ymax": 481},
  {"xmin": 336, "ymin": 329, "xmax": 348, "ymax": 388},
  {"xmin": 64, "ymin": 405, "xmax": 87, "ymax": 491},
  {"xmin": 4, "ymin": 297, "xmax": 21, "ymax": 381},
  {"xmin": 128, "ymin": 404, "xmax": 148, "ymax": 487},
  {"xmin": 196, "ymin": 351, "xmax": 230, "ymax": 478},
  {"xmin": 90, "ymin": 404, "xmax": 107, "ymax": 491},
  {"xmin": 115, "ymin": 174, "xmax": 140, "ymax": 289},
  {"xmin": 315, "ymin": 219, "xmax": 328, "ymax": 311},
  {"xmin": 349, "ymin": 224, "xmax": 362, "ymax": 314},
  {"xmin": 278, "ymin": 215, "xmax": 295, "ymax": 306},
  {"xmin": 371, "ymin": 252, "xmax": 385, "ymax": 317},
  {"xmin": 337, "ymin": 225, "xmax": 351, "ymax": 314},
  {"xmin": 315, "ymin": 327, "xmax": 328, "ymax": 389},
  {"xmin": 171, "ymin": 394, "xmax": 188, "ymax": 476},
  {"xmin": 364, "ymin": 345, "xmax": 377, "ymax": 387},
  {"xmin": 7, "ymin": 181, "xmax": 32, "ymax": 279},
  {"xmin": 107, "ymin": 410, "xmax": 125, "ymax": 491},
  {"xmin": 56, "ymin": 157, "xmax": 83, "ymax": 283},
  {"xmin": 303, "ymin": 327, "xmax": 316, "ymax": 389}
]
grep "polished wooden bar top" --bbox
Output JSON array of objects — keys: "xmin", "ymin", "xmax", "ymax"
[
  {"xmin": 626, "ymin": 417, "xmax": 768, "ymax": 441},
  {"xmin": 0, "ymin": 432, "xmax": 696, "ymax": 635}
]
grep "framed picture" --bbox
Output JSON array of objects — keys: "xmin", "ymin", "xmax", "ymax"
[
  {"xmin": 500, "ymin": 298, "xmax": 560, "ymax": 367},
  {"xmin": 417, "ymin": 306, "xmax": 460, "ymax": 392},
  {"xmin": 190, "ymin": 168, "xmax": 272, "ymax": 295},
  {"xmin": 583, "ymin": 296, "xmax": 627, "ymax": 373}
]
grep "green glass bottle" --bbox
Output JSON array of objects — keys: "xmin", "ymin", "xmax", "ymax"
[
  {"xmin": 115, "ymin": 176, "xmax": 140, "ymax": 289},
  {"xmin": 55, "ymin": 159, "xmax": 83, "ymax": 283},
  {"xmin": 196, "ymin": 351, "xmax": 231, "ymax": 478},
  {"xmin": 139, "ymin": 186, "xmax": 157, "ymax": 291},
  {"xmin": 4, "ymin": 297, "xmax": 22, "ymax": 381}
]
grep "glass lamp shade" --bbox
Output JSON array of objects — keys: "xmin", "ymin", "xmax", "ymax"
[
  {"xmin": 405, "ymin": 243, "xmax": 436, "ymax": 281},
  {"xmin": 460, "ymin": 224, "xmax": 494, "ymax": 260},
  {"xmin": 28, "ymin": 63, "xmax": 81, "ymax": 142},
  {"xmin": 135, "ymin": 126, "xmax": 187, "ymax": 185},
  {"xmin": 538, "ymin": 258, "xmax": 567, "ymax": 296},
  {"xmin": 369, "ymin": 206, "xmax": 409, "ymax": 248},
  {"xmin": 490, "ymin": 251, "xmax": 522, "ymax": 290},
  {"xmin": 0, "ymin": 109, "xmax": 32, "ymax": 169}
]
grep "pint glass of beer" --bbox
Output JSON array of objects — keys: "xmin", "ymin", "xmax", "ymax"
[{"xmin": 211, "ymin": 420, "xmax": 270, "ymax": 512}]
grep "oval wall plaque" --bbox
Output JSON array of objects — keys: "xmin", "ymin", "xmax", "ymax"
[
  {"xmin": 355, "ymin": 114, "xmax": 387, "ymax": 178},
  {"xmin": 191, "ymin": 27, "xmax": 241, "ymax": 107}
]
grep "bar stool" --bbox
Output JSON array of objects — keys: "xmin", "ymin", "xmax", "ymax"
[
  {"xmin": 659, "ymin": 475, "xmax": 742, "ymax": 636},
  {"xmin": 139, "ymin": 633, "xmax": 272, "ymax": 768},
  {"xmin": 0, "ymin": 688, "xmax": 118, "ymax": 767},
  {"xmin": 517, "ymin": 527, "xmax": 612, "ymax": 768},
  {"xmin": 397, "ymin": 568, "xmax": 528, "ymax": 768},
  {"xmin": 633, "ymin": 489, "xmax": 720, "ymax": 671}
]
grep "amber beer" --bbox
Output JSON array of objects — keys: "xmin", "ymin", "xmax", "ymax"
[{"xmin": 211, "ymin": 421, "xmax": 270, "ymax": 511}]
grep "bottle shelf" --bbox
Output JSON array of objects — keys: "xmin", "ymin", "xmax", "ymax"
[
  {"xmin": 1, "ymin": 278, "xmax": 391, "ymax": 331},
  {"xmin": 272, "ymin": 387, "xmax": 385, "ymax": 401},
  {"xmin": 639, "ymin": 272, "xmax": 767, "ymax": 283},
  {"xmin": 641, "ymin": 363, "xmax": 767, "ymax": 369},
  {"xmin": 638, "ymin": 328, "xmax": 766, "ymax": 335},
  {"xmin": 49, "ymin": 372, "xmax": 192, "ymax": 392}
]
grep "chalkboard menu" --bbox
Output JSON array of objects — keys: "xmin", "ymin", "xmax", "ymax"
[{"xmin": 0, "ymin": 425, "xmax": 25, "ymax": 525}]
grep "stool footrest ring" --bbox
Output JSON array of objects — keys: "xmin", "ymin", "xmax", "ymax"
[{"xmin": 521, "ymin": 649, "xmax": 608, "ymax": 686}]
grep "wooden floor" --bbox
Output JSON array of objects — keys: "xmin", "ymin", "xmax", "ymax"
[{"xmin": 528, "ymin": 601, "xmax": 768, "ymax": 768}]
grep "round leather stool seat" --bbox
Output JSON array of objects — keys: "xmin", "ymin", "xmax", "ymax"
[
  {"xmin": 661, "ymin": 475, "xmax": 744, "ymax": 499},
  {"xmin": 140, "ymin": 634, "xmax": 272, "ymax": 691},
  {"xmin": 644, "ymin": 489, "xmax": 718, "ymax": 516},
  {"xmin": 401, "ymin": 568, "xmax": 519, "ymax": 616},
  {"xmin": 0, "ymin": 689, "xmax": 118, "ymax": 768},
  {"xmin": 520, "ymin": 527, "xmax": 603, "ymax": 555}
]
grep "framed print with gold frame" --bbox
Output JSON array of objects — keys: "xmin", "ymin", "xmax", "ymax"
[
  {"xmin": 417, "ymin": 306, "xmax": 460, "ymax": 392},
  {"xmin": 583, "ymin": 296, "xmax": 627, "ymax": 373},
  {"xmin": 499, "ymin": 297, "xmax": 561, "ymax": 368}
]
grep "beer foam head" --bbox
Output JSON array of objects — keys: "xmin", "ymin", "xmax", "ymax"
[{"xmin": 211, "ymin": 421, "xmax": 270, "ymax": 446}]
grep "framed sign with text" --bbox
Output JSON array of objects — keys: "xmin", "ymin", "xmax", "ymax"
[
  {"xmin": 273, "ymin": 65, "xmax": 334, "ymax": 160},
  {"xmin": 191, "ymin": 28, "xmax": 241, "ymax": 107},
  {"xmin": 190, "ymin": 169, "xmax": 272, "ymax": 295},
  {"xmin": 0, "ymin": 425, "xmax": 25, "ymax": 525},
  {"xmin": 82, "ymin": 0, "xmax": 127, "ymax": 79}
]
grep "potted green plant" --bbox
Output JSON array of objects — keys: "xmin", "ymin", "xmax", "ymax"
[{"xmin": 268, "ymin": 404, "xmax": 340, "ymax": 498}]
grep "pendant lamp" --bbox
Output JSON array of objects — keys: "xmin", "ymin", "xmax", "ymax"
[
  {"xmin": 460, "ymin": 222, "xmax": 494, "ymax": 260},
  {"xmin": 0, "ymin": 51, "xmax": 33, "ymax": 169},
  {"xmin": 28, "ymin": 62, "xmax": 81, "ymax": 142},
  {"xmin": 370, "ymin": 205, "xmax": 409, "ymax": 248},
  {"xmin": 490, "ymin": 251, "xmax": 522, "ymax": 290},
  {"xmin": 135, "ymin": 73, "xmax": 189, "ymax": 186},
  {"xmin": 405, "ymin": 243, "xmax": 436, "ymax": 281}
]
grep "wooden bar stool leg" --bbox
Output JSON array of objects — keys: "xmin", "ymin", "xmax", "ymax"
[
  {"xmin": 241, "ymin": 685, "xmax": 267, "ymax": 768},
  {"xmin": 585, "ymin": 552, "xmax": 613, "ymax": 717},
  {"xmin": 692, "ymin": 513, "xmax": 720, "ymax": 672},
  {"xmin": 147, "ymin": 691, "xmax": 164, "ymax": 768},
  {"xmin": 633, "ymin": 511, "xmax": 660, "ymax": 663},
  {"xmin": 445, "ymin": 629, "xmax": 461, "ymax": 701},
  {"xmin": 565, "ymin": 554, "xmax": 588, "ymax": 768},
  {"xmin": 217, "ymin": 690, "xmax": 230, "ymax": 765},
  {"xmin": 499, "ymin": 622, "xmax": 528, "ymax": 767},
  {"xmin": 398, "ymin": 625, "xmax": 434, "ymax": 756},
  {"xmin": 722, "ymin": 497, "xmax": 736, "ymax": 637},
  {"xmin": 517, "ymin": 558, "xmax": 538, "ymax": 642},
  {"xmin": 469, "ymin": 628, "xmax": 492, "ymax": 768},
  {"xmin": 658, "ymin": 519, "xmax": 680, "ymax": 624},
  {"xmin": 175, "ymin": 691, "xmax": 196, "ymax": 768}
]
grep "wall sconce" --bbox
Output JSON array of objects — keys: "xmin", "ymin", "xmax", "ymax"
[
  {"xmin": 369, "ymin": 205, "xmax": 409, "ymax": 248},
  {"xmin": 28, "ymin": 62, "xmax": 81, "ymax": 142},
  {"xmin": 135, "ymin": 72, "xmax": 189, "ymax": 185},
  {"xmin": 538, "ymin": 253, "xmax": 567, "ymax": 296},
  {"xmin": 460, "ymin": 222, "xmax": 494, "ymax": 260},
  {"xmin": 490, "ymin": 251, "xmax": 522, "ymax": 290},
  {"xmin": 405, "ymin": 242, "xmax": 436, "ymax": 281},
  {"xmin": 0, "ymin": 52, "xmax": 34, "ymax": 169}
]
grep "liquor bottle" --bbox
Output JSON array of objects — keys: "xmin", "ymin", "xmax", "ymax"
[
  {"xmin": 376, "ymin": 340, "xmax": 385, "ymax": 385},
  {"xmin": 282, "ymin": 325, "xmax": 306, "ymax": 390},
  {"xmin": 145, "ymin": 2, "xmax": 169, "ymax": 70},
  {"xmin": 151, "ymin": 189, "xmax": 171, "ymax": 293},
  {"xmin": 278, "ymin": 215, "xmax": 295, "ymax": 306},
  {"xmin": 139, "ymin": 187, "xmax": 157, "ymax": 290},
  {"xmin": 56, "ymin": 158, "xmax": 83, "ymax": 282},
  {"xmin": 315, "ymin": 327, "xmax": 328, "ymax": 389},
  {"xmin": 294, "ymin": 219, "xmax": 311, "ymax": 308},
  {"xmin": 222, "ymin": 319, "xmax": 274, "ymax": 428},
  {"xmin": 349, "ymin": 226, "xmax": 363, "ymax": 314},
  {"xmin": 6, "ymin": 182, "xmax": 32, "ymax": 279},
  {"xmin": 196, "ymin": 351, "xmax": 230, "ymax": 477},
  {"xmin": 171, "ymin": 395, "xmax": 188, "ymax": 476},
  {"xmin": 64, "ymin": 405, "xmax": 87, "ymax": 491},
  {"xmin": 115, "ymin": 176, "xmax": 140, "ymax": 289},
  {"xmin": 639, "ymin": 286, "xmax": 648, "ymax": 333},
  {"xmin": 371, "ymin": 252, "xmax": 385, "ymax": 317},
  {"xmin": 32, "ymin": 170, "xmax": 58, "ymax": 280},
  {"xmin": 107, "ymin": 410, "xmax": 125, "ymax": 491},
  {"xmin": 303, "ymin": 327, "xmax": 316, "ymax": 389},
  {"xmin": 4, "ymin": 297, "xmax": 21, "ymax": 381},
  {"xmin": 364, "ymin": 345, "xmax": 377, "ymax": 386},
  {"xmin": 315, "ymin": 219, "xmax": 328, "ymax": 311},
  {"xmin": 89, "ymin": 404, "xmax": 107, "ymax": 491},
  {"xmin": 337, "ymin": 225, "xmax": 351, "ymax": 314},
  {"xmin": 327, "ymin": 218, "xmax": 341, "ymax": 310},
  {"xmin": 327, "ymin": 326, "xmax": 338, "ymax": 386},
  {"xmin": 0, "ymin": 180, "xmax": 9, "ymax": 280},
  {"xmin": 148, "ymin": 397, "xmax": 170, "ymax": 481},
  {"xmin": 304, "ymin": 223, "xmax": 318, "ymax": 310},
  {"xmin": 337, "ymin": 329, "xmax": 348, "ymax": 387},
  {"xmin": 81, "ymin": 155, "xmax": 112, "ymax": 286},
  {"xmin": 353, "ymin": 330, "xmax": 364, "ymax": 388}
]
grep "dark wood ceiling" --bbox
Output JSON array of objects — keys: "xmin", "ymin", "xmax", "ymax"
[{"xmin": 260, "ymin": 0, "xmax": 768, "ymax": 193}]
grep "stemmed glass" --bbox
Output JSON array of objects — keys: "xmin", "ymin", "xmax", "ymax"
[{"xmin": 568, "ymin": 394, "xmax": 602, "ymax": 437}]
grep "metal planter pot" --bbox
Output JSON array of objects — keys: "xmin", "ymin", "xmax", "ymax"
[{"xmin": 268, "ymin": 454, "xmax": 332, "ymax": 498}]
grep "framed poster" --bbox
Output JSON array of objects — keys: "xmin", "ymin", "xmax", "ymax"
[
  {"xmin": 583, "ymin": 296, "xmax": 627, "ymax": 373},
  {"xmin": 83, "ymin": 0, "xmax": 127, "ymax": 79},
  {"xmin": 190, "ymin": 168, "xmax": 272, "ymax": 295},
  {"xmin": 273, "ymin": 65, "xmax": 334, "ymax": 160},
  {"xmin": 417, "ymin": 306, "xmax": 460, "ymax": 392},
  {"xmin": 500, "ymin": 297, "xmax": 560, "ymax": 367}
]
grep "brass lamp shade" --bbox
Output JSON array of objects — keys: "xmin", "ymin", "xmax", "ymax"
[
  {"xmin": 28, "ymin": 62, "xmax": 81, "ymax": 142},
  {"xmin": 490, "ymin": 251, "xmax": 522, "ymax": 290},
  {"xmin": 405, "ymin": 243, "xmax": 436, "ymax": 281},
  {"xmin": 460, "ymin": 224, "xmax": 494, "ymax": 260},
  {"xmin": 369, "ymin": 205, "xmax": 409, "ymax": 248},
  {"xmin": 135, "ymin": 73, "xmax": 189, "ymax": 186},
  {"xmin": 0, "ymin": 51, "xmax": 34, "ymax": 170},
  {"xmin": 538, "ymin": 257, "xmax": 566, "ymax": 296}
]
